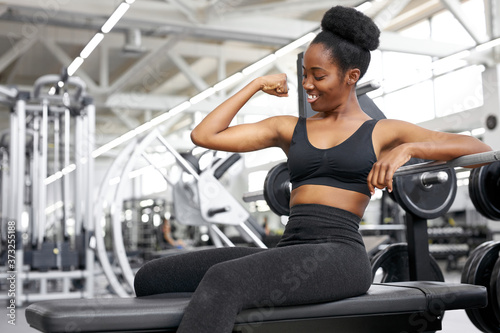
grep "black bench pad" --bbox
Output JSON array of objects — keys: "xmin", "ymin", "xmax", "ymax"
[{"xmin": 25, "ymin": 282, "xmax": 487, "ymax": 333}]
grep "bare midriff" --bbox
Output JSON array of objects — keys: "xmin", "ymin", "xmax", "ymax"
[{"xmin": 289, "ymin": 185, "xmax": 371, "ymax": 218}]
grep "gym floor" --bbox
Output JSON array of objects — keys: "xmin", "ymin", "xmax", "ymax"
[{"xmin": 0, "ymin": 265, "xmax": 483, "ymax": 333}]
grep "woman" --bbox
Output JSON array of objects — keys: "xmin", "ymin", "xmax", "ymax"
[{"xmin": 134, "ymin": 6, "xmax": 491, "ymax": 332}]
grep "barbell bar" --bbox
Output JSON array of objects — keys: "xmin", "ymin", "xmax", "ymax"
[
  {"xmin": 249, "ymin": 150, "xmax": 500, "ymax": 219},
  {"xmin": 393, "ymin": 150, "xmax": 500, "ymax": 177}
]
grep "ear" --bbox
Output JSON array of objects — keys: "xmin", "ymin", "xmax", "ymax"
[{"xmin": 346, "ymin": 69, "xmax": 361, "ymax": 86}]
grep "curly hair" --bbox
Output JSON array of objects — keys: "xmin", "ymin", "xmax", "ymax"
[{"xmin": 311, "ymin": 6, "xmax": 380, "ymax": 79}]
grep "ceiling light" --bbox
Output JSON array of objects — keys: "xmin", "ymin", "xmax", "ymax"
[
  {"xmin": 149, "ymin": 101, "xmax": 192, "ymax": 127},
  {"xmin": 275, "ymin": 32, "xmax": 316, "ymax": 57},
  {"xmin": 355, "ymin": 1, "xmax": 373, "ymax": 12},
  {"xmin": 67, "ymin": 57, "xmax": 84, "ymax": 76},
  {"xmin": 80, "ymin": 33, "xmax": 104, "ymax": 59},
  {"xmin": 214, "ymin": 72, "xmax": 243, "ymax": 91},
  {"xmin": 101, "ymin": 2, "xmax": 130, "ymax": 33},
  {"xmin": 190, "ymin": 87, "xmax": 216, "ymax": 105},
  {"xmin": 242, "ymin": 54, "xmax": 277, "ymax": 75},
  {"xmin": 475, "ymin": 37, "xmax": 500, "ymax": 52}
]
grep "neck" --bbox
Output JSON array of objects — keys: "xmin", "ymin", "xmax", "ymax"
[{"xmin": 316, "ymin": 91, "xmax": 364, "ymax": 120}]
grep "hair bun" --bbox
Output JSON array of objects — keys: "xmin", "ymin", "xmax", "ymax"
[{"xmin": 321, "ymin": 6, "xmax": 380, "ymax": 51}]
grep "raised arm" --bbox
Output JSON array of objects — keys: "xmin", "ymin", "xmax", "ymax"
[
  {"xmin": 190, "ymin": 74, "xmax": 290, "ymax": 152},
  {"xmin": 367, "ymin": 119, "xmax": 492, "ymax": 194}
]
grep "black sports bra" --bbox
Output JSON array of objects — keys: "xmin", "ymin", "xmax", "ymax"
[{"xmin": 287, "ymin": 117, "xmax": 378, "ymax": 197}]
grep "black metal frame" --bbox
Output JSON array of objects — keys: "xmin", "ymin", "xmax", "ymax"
[{"xmin": 233, "ymin": 311, "xmax": 442, "ymax": 333}]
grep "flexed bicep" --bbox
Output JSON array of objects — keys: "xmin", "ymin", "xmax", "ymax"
[{"xmin": 191, "ymin": 116, "xmax": 291, "ymax": 153}]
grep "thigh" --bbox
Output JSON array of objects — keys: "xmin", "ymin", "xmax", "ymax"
[
  {"xmin": 207, "ymin": 242, "xmax": 372, "ymax": 309},
  {"xmin": 134, "ymin": 247, "xmax": 265, "ymax": 296}
]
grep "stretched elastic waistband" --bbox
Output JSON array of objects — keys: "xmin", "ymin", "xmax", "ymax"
[
  {"xmin": 277, "ymin": 204, "xmax": 363, "ymax": 247},
  {"xmin": 290, "ymin": 204, "xmax": 361, "ymax": 223}
]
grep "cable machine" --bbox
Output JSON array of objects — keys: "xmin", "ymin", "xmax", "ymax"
[{"xmin": 0, "ymin": 74, "xmax": 95, "ymax": 306}]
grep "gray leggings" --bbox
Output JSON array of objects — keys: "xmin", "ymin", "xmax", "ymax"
[{"xmin": 134, "ymin": 204, "xmax": 372, "ymax": 333}]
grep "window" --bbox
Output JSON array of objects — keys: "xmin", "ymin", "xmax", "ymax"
[
  {"xmin": 383, "ymin": 80, "xmax": 435, "ymax": 123},
  {"xmin": 434, "ymin": 65, "xmax": 484, "ymax": 117}
]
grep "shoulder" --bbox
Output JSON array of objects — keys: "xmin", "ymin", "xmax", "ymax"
[
  {"xmin": 373, "ymin": 119, "xmax": 447, "ymax": 146},
  {"xmin": 374, "ymin": 119, "xmax": 422, "ymax": 135},
  {"xmin": 375, "ymin": 118, "xmax": 410, "ymax": 127}
]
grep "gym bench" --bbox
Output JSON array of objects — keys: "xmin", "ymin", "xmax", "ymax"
[
  {"xmin": 26, "ymin": 281, "xmax": 486, "ymax": 333},
  {"xmin": 25, "ymin": 151, "xmax": 500, "ymax": 333}
]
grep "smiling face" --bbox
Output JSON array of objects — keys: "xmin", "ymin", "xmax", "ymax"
[{"xmin": 302, "ymin": 43, "xmax": 352, "ymax": 113}]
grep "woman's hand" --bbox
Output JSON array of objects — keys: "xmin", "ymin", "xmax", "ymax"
[
  {"xmin": 367, "ymin": 144, "xmax": 412, "ymax": 195},
  {"xmin": 190, "ymin": 73, "xmax": 293, "ymax": 152},
  {"xmin": 258, "ymin": 74, "xmax": 289, "ymax": 97}
]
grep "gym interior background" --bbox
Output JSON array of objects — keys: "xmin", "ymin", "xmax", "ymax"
[{"xmin": 0, "ymin": 0, "xmax": 500, "ymax": 332}]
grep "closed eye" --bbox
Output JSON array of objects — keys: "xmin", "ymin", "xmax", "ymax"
[{"xmin": 302, "ymin": 74, "xmax": 325, "ymax": 81}]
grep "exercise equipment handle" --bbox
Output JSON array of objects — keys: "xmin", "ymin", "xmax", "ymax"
[
  {"xmin": 207, "ymin": 206, "xmax": 230, "ymax": 217},
  {"xmin": 33, "ymin": 75, "xmax": 87, "ymax": 101},
  {"xmin": 394, "ymin": 150, "xmax": 500, "ymax": 177},
  {"xmin": 214, "ymin": 153, "xmax": 241, "ymax": 179}
]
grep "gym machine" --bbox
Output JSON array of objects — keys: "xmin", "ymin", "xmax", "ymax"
[
  {"xmin": 0, "ymin": 74, "xmax": 95, "ymax": 305},
  {"xmin": 25, "ymin": 52, "xmax": 497, "ymax": 332},
  {"xmin": 92, "ymin": 128, "xmax": 267, "ymax": 297}
]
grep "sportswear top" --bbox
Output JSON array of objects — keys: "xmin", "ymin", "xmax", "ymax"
[{"xmin": 287, "ymin": 117, "xmax": 378, "ymax": 197}]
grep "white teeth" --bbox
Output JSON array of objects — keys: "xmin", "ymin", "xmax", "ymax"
[{"xmin": 308, "ymin": 94, "xmax": 317, "ymax": 99}]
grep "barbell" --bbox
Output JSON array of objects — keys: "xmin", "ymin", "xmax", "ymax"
[{"xmin": 258, "ymin": 150, "xmax": 500, "ymax": 220}]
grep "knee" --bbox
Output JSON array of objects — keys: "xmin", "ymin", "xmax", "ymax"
[
  {"xmin": 201, "ymin": 263, "xmax": 247, "ymax": 300},
  {"xmin": 133, "ymin": 264, "xmax": 148, "ymax": 297},
  {"xmin": 134, "ymin": 261, "xmax": 156, "ymax": 297}
]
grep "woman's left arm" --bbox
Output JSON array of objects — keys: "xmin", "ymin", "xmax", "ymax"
[{"xmin": 367, "ymin": 119, "xmax": 492, "ymax": 194}]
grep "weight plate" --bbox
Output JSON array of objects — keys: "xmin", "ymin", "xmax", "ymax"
[
  {"xmin": 471, "ymin": 162, "xmax": 500, "ymax": 221},
  {"xmin": 470, "ymin": 166, "xmax": 496, "ymax": 220},
  {"xmin": 490, "ymin": 257, "xmax": 500, "ymax": 329},
  {"xmin": 471, "ymin": 167, "xmax": 498, "ymax": 220},
  {"xmin": 371, "ymin": 243, "xmax": 444, "ymax": 283},
  {"xmin": 469, "ymin": 168, "xmax": 487, "ymax": 218},
  {"xmin": 469, "ymin": 166, "xmax": 495, "ymax": 220},
  {"xmin": 263, "ymin": 162, "xmax": 291, "ymax": 216},
  {"xmin": 461, "ymin": 241, "xmax": 493, "ymax": 330},
  {"xmin": 466, "ymin": 241, "xmax": 500, "ymax": 333},
  {"xmin": 388, "ymin": 158, "xmax": 424, "ymax": 204},
  {"xmin": 392, "ymin": 167, "xmax": 457, "ymax": 219},
  {"xmin": 461, "ymin": 241, "xmax": 495, "ymax": 284}
]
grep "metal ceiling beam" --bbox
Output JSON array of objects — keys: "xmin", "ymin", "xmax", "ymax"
[
  {"xmin": 40, "ymin": 38, "xmax": 99, "ymax": 92},
  {"xmin": 152, "ymin": 20, "xmax": 302, "ymax": 45},
  {"xmin": 373, "ymin": 0, "xmax": 413, "ymax": 29},
  {"xmin": 153, "ymin": 57, "xmax": 218, "ymax": 95},
  {"xmin": 110, "ymin": 108, "xmax": 141, "ymax": 130},
  {"xmin": 214, "ymin": 0, "xmax": 362, "ymax": 17},
  {"xmin": 440, "ymin": 0, "xmax": 489, "ymax": 44},
  {"xmin": 165, "ymin": 0, "xmax": 200, "ymax": 23},
  {"xmin": 0, "ymin": 21, "xmax": 273, "ymax": 62},
  {"xmin": 0, "ymin": 37, "xmax": 37, "ymax": 73},
  {"xmin": 104, "ymin": 36, "xmax": 180, "ymax": 95},
  {"xmin": 167, "ymin": 52, "xmax": 210, "ymax": 92},
  {"xmin": 105, "ymin": 93, "xmax": 187, "ymax": 111},
  {"xmin": 379, "ymin": 31, "xmax": 467, "ymax": 57},
  {"xmin": 0, "ymin": 4, "xmax": 299, "ymax": 46}
]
